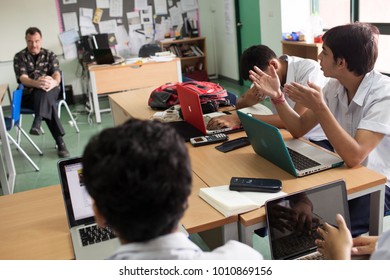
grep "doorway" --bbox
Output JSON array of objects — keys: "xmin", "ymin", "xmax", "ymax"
[{"xmin": 235, "ymin": 0, "xmax": 261, "ymax": 86}]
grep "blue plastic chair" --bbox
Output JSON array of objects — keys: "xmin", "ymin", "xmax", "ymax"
[{"xmin": 5, "ymin": 85, "xmax": 43, "ymax": 171}]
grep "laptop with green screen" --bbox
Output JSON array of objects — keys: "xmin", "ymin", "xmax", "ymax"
[{"xmin": 237, "ymin": 111, "xmax": 344, "ymax": 177}]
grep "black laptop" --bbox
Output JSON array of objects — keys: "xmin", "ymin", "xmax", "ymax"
[{"xmin": 92, "ymin": 48, "xmax": 115, "ymax": 65}]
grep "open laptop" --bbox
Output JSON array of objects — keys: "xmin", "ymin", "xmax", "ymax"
[
  {"xmin": 172, "ymin": 84, "xmax": 243, "ymax": 140},
  {"xmin": 58, "ymin": 157, "xmax": 120, "ymax": 260},
  {"xmin": 265, "ymin": 179, "xmax": 350, "ymax": 260},
  {"xmin": 237, "ymin": 111, "xmax": 344, "ymax": 177},
  {"xmin": 92, "ymin": 48, "xmax": 115, "ymax": 65}
]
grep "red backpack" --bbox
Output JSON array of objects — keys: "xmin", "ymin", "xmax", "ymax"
[{"xmin": 148, "ymin": 81, "xmax": 230, "ymax": 113}]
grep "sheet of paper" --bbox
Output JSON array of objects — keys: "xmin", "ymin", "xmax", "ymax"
[
  {"xmin": 96, "ymin": 0, "xmax": 109, "ymax": 8},
  {"xmin": 99, "ymin": 19, "xmax": 117, "ymax": 34},
  {"xmin": 181, "ymin": 0, "xmax": 198, "ymax": 12},
  {"xmin": 62, "ymin": 43, "xmax": 78, "ymax": 60},
  {"xmin": 141, "ymin": 5, "xmax": 153, "ymax": 25},
  {"xmin": 127, "ymin": 11, "xmax": 141, "ymax": 25},
  {"xmin": 169, "ymin": 5, "xmax": 184, "ymax": 27},
  {"xmin": 59, "ymin": 29, "xmax": 80, "ymax": 46},
  {"xmin": 62, "ymin": 12, "xmax": 79, "ymax": 31},
  {"xmin": 63, "ymin": 0, "xmax": 77, "ymax": 4},
  {"xmin": 154, "ymin": 0, "xmax": 168, "ymax": 15},
  {"xmin": 109, "ymin": 0, "xmax": 123, "ymax": 17},
  {"xmin": 129, "ymin": 24, "xmax": 145, "ymax": 55},
  {"xmin": 135, "ymin": 0, "xmax": 148, "ymax": 10}
]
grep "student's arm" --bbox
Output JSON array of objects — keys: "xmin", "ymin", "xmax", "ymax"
[
  {"xmin": 236, "ymin": 86, "xmax": 263, "ymax": 109},
  {"xmin": 248, "ymin": 65, "xmax": 318, "ymax": 136},
  {"xmin": 284, "ymin": 81, "xmax": 384, "ymax": 167}
]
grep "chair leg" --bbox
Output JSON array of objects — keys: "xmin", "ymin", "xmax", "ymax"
[
  {"xmin": 7, "ymin": 134, "xmax": 40, "ymax": 171},
  {"xmin": 17, "ymin": 125, "xmax": 43, "ymax": 155},
  {"xmin": 58, "ymin": 100, "xmax": 80, "ymax": 133}
]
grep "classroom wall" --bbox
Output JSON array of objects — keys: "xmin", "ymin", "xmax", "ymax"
[{"xmin": 0, "ymin": 0, "xmax": 292, "ymax": 100}]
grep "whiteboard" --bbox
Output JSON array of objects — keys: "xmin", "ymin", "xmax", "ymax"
[{"xmin": 0, "ymin": 0, "xmax": 62, "ymax": 62}]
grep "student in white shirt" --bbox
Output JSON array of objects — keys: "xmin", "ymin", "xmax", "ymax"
[
  {"xmin": 82, "ymin": 118, "xmax": 263, "ymax": 260},
  {"xmin": 207, "ymin": 45, "xmax": 331, "ymax": 150},
  {"xmin": 249, "ymin": 22, "xmax": 390, "ymax": 237}
]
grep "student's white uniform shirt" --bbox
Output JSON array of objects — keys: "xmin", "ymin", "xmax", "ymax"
[
  {"xmin": 371, "ymin": 229, "xmax": 390, "ymax": 260},
  {"xmin": 324, "ymin": 70, "xmax": 390, "ymax": 188},
  {"xmin": 107, "ymin": 232, "xmax": 263, "ymax": 260},
  {"xmin": 278, "ymin": 55, "xmax": 329, "ymax": 141}
]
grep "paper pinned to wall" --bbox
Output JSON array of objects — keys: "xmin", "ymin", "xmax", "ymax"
[
  {"xmin": 135, "ymin": 0, "xmax": 148, "ymax": 10},
  {"xmin": 181, "ymin": 0, "xmax": 198, "ymax": 12},
  {"xmin": 109, "ymin": 0, "xmax": 123, "ymax": 17},
  {"xmin": 99, "ymin": 19, "xmax": 117, "ymax": 34},
  {"xmin": 63, "ymin": 12, "xmax": 79, "ymax": 31},
  {"xmin": 154, "ymin": 0, "xmax": 168, "ymax": 15},
  {"xmin": 96, "ymin": 0, "xmax": 109, "ymax": 9}
]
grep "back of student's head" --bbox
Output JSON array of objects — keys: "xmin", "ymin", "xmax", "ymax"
[
  {"xmin": 322, "ymin": 22, "xmax": 379, "ymax": 76},
  {"xmin": 240, "ymin": 45, "xmax": 277, "ymax": 80},
  {"xmin": 82, "ymin": 119, "xmax": 192, "ymax": 243}
]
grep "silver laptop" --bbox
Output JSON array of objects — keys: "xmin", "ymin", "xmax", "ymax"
[
  {"xmin": 237, "ymin": 111, "xmax": 344, "ymax": 177},
  {"xmin": 58, "ymin": 157, "xmax": 120, "ymax": 260},
  {"xmin": 265, "ymin": 179, "xmax": 350, "ymax": 260}
]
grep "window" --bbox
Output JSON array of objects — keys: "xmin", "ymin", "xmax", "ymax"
[
  {"xmin": 315, "ymin": 0, "xmax": 390, "ymax": 74},
  {"xmin": 317, "ymin": 0, "xmax": 350, "ymax": 30}
]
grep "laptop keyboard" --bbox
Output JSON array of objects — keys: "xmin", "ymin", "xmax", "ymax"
[
  {"xmin": 287, "ymin": 148, "xmax": 321, "ymax": 171},
  {"xmin": 78, "ymin": 224, "xmax": 116, "ymax": 247}
]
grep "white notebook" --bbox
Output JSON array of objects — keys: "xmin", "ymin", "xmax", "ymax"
[{"xmin": 199, "ymin": 185, "xmax": 286, "ymax": 217}]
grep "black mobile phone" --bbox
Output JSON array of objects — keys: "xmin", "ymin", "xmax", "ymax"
[{"xmin": 229, "ymin": 177, "xmax": 282, "ymax": 193}]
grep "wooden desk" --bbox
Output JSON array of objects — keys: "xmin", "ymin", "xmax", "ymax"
[
  {"xmin": 0, "ymin": 185, "xmax": 73, "ymax": 259},
  {"xmin": 0, "ymin": 84, "xmax": 16, "ymax": 195},
  {"xmin": 0, "ymin": 171, "xmax": 237, "ymax": 259},
  {"xmin": 88, "ymin": 58, "xmax": 182, "ymax": 123},
  {"xmin": 282, "ymin": 40, "xmax": 322, "ymax": 61},
  {"xmin": 109, "ymin": 88, "xmax": 387, "ymax": 247},
  {"xmin": 188, "ymin": 131, "xmax": 386, "ymax": 245}
]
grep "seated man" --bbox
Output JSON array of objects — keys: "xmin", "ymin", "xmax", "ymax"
[
  {"xmin": 82, "ymin": 118, "xmax": 263, "ymax": 259},
  {"xmin": 208, "ymin": 45, "xmax": 331, "ymax": 150},
  {"xmin": 13, "ymin": 27, "xmax": 69, "ymax": 158}
]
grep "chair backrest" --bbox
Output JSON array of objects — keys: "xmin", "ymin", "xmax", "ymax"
[
  {"xmin": 138, "ymin": 43, "xmax": 162, "ymax": 57},
  {"xmin": 11, "ymin": 84, "xmax": 24, "ymax": 124}
]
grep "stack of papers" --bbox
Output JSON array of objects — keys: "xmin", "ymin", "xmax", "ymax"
[{"xmin": 199, "ymin": 185, "xmax": 286, "ymax": 217}]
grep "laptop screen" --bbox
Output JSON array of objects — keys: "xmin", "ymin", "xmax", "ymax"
[
  {"xmin": 58, "ymin": 157, "xmax": 95, "ymax": 227},
  {"xmin": 265, "ymin": 179, "xmax": 350, "ymax": 260}
]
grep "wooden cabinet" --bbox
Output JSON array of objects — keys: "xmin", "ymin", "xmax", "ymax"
[
  {"xmin": 160, "ymin": 37, "xmax": 208, "ymax": 80},
  {"xmin": 281, "ymin": 41, "xmax": 322, "ymax": 61}
]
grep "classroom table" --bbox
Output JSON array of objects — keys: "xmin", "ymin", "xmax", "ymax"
[
  {"xmin": 0, "ymin": 170, "xmax": 238, "ymax": 259},
  {"xmin": 0, "ymin": 84, "xmax": 16, "ymax": 195},
  {"xmin": 109, "ymin": 87, "xmax": 387, "ymax": 247},
  {"xmin": 88, "ymin": 58, "xmax": 181, "ymax": 123}
]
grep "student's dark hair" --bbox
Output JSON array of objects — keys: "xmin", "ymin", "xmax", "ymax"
[
  {"xmin": 240, "ymin": 45, "xmax": 277, "ymax": 80},
  {"xmin": 322, "ymin": 22, "xmax": 379, "ymax": 76},
  {"xmin": 82, "ymin": 119, "xmax": 192, "ymax": 243},
  {"xmin": 25, "ymin": 27, "xmax": 42, "ymax": 37}
]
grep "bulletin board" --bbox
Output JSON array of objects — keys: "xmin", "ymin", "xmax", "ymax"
[
  {"xmin": 58, "ymin": 0, "xmax": 199, "ymax": 57},
  {"xmin": 0, "ymin": 0, "xmax": 62, "ymax": 62}
]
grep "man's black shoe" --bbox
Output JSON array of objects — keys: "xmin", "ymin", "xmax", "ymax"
[
  {"xmin": 30, "ymin": 117, "xmax": 42, "ymax": 136},
  {"xmin": 29, "ymin": 127, "xmax": 42, "ymax": 135},
  {"xmin": 57, "ymin": 142, "xmax": 70, "ymax": 158}
]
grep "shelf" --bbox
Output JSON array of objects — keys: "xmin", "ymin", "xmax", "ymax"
[{"xmin": 160, "ymin": 37, "xmax": 208, "ymax": 79}]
